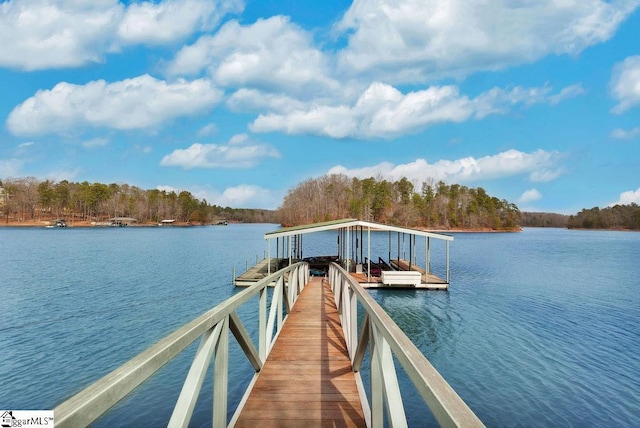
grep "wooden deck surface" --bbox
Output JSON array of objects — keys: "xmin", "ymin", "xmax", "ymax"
[
  {"xmin": 235, "ymin": 277, "xmax": 366, "ymax": 427},
  {"xmin": 234, "ymin": 258, "xmax": 280, "ymax": 286}
]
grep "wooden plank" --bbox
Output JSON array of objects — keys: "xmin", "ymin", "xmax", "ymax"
[{"xmin": 235, "ymin": 277, "xmax": 366, "ymax": 427}]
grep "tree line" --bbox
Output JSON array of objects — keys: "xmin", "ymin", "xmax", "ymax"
[
  {"xmin": 0, "ymin": 177, "xmax": 277, "ymax": 225},
  {"xmin": 519, "ymin": 212, "xmax": 569, "ymax": 228},
  {"xmin": 9, "ymin": 175, "xmax": 634, "ymax": 231},
  {"xmin": 567, "ymin": 204, "xmax": 640, "ymax": 230},
  {"xmin": 276, "ymin": 174, "xmax": 521, "ymax": 230}
]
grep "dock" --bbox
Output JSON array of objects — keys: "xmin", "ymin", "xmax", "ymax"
[
  {"xmin": 234, "ymin": 219, "xmax": 453, "ymax": 290},
  {"xmin": 53, "ymin": 221, "xmax": 484, "ymax": 427},
  {"xmin": 236, "ymin": 257, "xmax": 449, "ymax": 289},
  {"xmin": 234, "ymin": 258, "xmax": 280, "ymax": 286},
  {"xmin": 234, "ymin": 277, "xmax": 366, "ymax": 427},
  {"xmin": 54, "ymin": 259, "xmax": 483, "ymax": 428}
]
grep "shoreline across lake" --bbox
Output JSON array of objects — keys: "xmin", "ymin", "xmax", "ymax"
[{"xmin": 4, "ymin": 219, "xmax": 639, "ymax": 233}]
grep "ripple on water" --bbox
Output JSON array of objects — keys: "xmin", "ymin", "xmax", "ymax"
[{"xmin": 2, "ymin": 226, "xmax": 640, "ymax": 427}]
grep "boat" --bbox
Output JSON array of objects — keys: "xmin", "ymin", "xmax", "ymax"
[{"xmin": 234, "ymin": 218, "xmax": 453, "ymax": 289}]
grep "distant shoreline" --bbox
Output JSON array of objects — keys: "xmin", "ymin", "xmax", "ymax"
[
  {"xmin": 0, "ymin": 220, "xmax": 220, "ymax": 228},
  {"xmin": 0, "ymin": 220, "xmax": 519, "ymax": 232},
  {"xmin": 2, "ymin": 221, "xmax": 636, "ymax": 232}
]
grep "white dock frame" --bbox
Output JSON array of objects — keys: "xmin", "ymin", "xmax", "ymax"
[{"xmin": 264, "ymin": 219, "xmax": 454, "ymax": 288}]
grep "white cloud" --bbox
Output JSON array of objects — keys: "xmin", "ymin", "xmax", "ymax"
[
  {"xmin": 519, "ymin": 189, "xmax": 542, "ymax": 203},
  {"xmin": 166, "ymin": 16, "xmax": 338, "ymax": 96},
  {"xmin": 335, "ymin": 0, "xmax": 639, "ymax": 82},
  {"xmin": 7, "ymin": 74, "xmax": 223, "ymax": 136},
  {"xmin": 0, "ymin": 0, "xmax": 242, "ymax": 71},
  {"xmin": 0, "ymin": 0, "xmax": 122, "ymax": 70},
  {"xmin": 117, "ymin": 0, "xmax": 242, "ymax": 46},
  {"xmin": 548, "ymin": 84, "xmax": 587, "ymax": 105},
  {"xmin": 250, "ymin": 81, "xmax": 582, "ymax": 139},
  {"xmin": 160, "ymin": 134, "xmax": 280, "ymax": 169},
  {"xmin": 529, "ymin": 168, "xmax": 566, "ymax": 183},
  {"xmin": 82, "ymin": 138, "xmax": 109, "ymax": 148},
  {"xmin": 610, "ymin": 187, "xmax": 640, "ymax": 206},
  {"xmin": 159, "ymin": 183, "xmax": 279, "ymax": 208},
  {"xmin": 227, "ymin": 133, "xmax": 248, "ymax": 145},
  {"xmin": 135, "ymin": 145, "xmax": 153, "ymax": 154},
  {"xmin": 197, "ymin": 123, "xmax": 219, "ymax": 136},
  {"xmin": 327, "ymin": 149, "xmax": 564, "ymax": 184},
  {"xmin": 610, "ymin": 56, "xmax": 640, "ymax": 114},
  {"xmin": 611, "ymin": 127, "xmax": 640, "ymax": 139},
  {"xmin": 214, "ymin": 184, "xmax": 277, "ymax": 209},
  {"xmin": 227, "ymin": 88, "xmax": 307, "ymax": 113}
]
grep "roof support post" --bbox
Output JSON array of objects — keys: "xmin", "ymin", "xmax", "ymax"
[
  {"xmin": 446, "ymin": 240, "xmax": 450, "ymax": 284},
  {"xmin": 409, "ymin": 234, "xmax": 413, "ymax": 271},
  {"xmin": 367, "ymin": 226, "xmax": 371, "ymax": 283},
  {"xmin": 425, "ymin": 237, "xmax": 430, "ymax": 285},
  {"xmin": 346, "ymin": 226, "xmax": 350, "ymax": 272},
  {"xmin": 267, "ymin": 239, "xmax": 271, "ymax": 276}
]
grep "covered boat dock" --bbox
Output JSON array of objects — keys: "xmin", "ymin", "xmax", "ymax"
[{"xmin": 234, "ymin": 219, "xmax": 453, "ymax": 289}]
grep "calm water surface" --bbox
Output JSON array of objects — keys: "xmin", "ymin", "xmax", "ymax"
[{"xmin": 1, "ymin": 225, "xmax": 639, "ymax": 427}]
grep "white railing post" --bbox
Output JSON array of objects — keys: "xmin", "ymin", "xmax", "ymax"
[
  {"xmin": 288, "ymin": 270, "xmax": 296, "ymax": 310},
  {"xmin": 372, "ymin": 326, "xmax": 407, "ymax": 428},
  {"xmin": 277, "ymin": 276, "xmax": 284, "ymax": 330},
  {"xmin": 259, "ymin": 287, "xmax": 267, "ymax": 362},
  {"xmin": 266, "ymin": 278, "xmax": 283, "ymax": 353},
  {"xmin": 341, "ymin": 283, "xmax": 350, "ymax": 350},
  {"xmin": 212, "ymin": 316, "xmax": 229, "ymax": 428},
  {"xmin": 349, "ymin": 287, "xmax": 358, "ymax": 360},
  {"xmin": 370, "ymin": 323, "xmax": 384, "ymax": 428},
  {"xmin": 168, "ymin": 322, "xmax": 224, "ymax": 428}
]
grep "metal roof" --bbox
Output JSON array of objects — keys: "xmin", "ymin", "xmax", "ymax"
[{"xmin": 264, "ymin": 219, "xmax": 453, "ymax": 241}]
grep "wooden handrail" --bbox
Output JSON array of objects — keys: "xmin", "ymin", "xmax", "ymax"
[
  {"xmin": 54, "ymin": 262, "xmax": 309, "ymax": 428},
  {"xmin": 54, "ymin": 260, "xmax": 481, "ymax": 428},
  {"xmin": 329, "ymin": 262, "xmax": 485, "ymax": 428}
]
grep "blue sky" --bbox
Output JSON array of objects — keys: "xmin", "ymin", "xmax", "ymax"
[{"xmin": 1, "ymin": 0, "xmax": 639, "ymax": 213}]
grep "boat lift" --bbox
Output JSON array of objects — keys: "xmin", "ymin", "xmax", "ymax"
[{"xmin": 259, "ymin": 219, "xmax": 453, "ymax": 289}]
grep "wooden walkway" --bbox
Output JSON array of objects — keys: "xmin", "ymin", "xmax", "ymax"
[{"xmin": 235, "ymin": 277, "xmax": 366, "ymax": 427}]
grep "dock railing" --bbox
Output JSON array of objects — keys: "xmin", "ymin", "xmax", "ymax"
[
  {"xmin": 329, "ymin": 262, "xmax": 485, "ymax": 428},
  {"xmin": 54, "ymin": 262, "xmax": 310, "ymax": 428}
]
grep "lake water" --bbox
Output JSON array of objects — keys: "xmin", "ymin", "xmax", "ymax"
[{"xmin": 1, "ymin": 225, "xmax": 639, "ymax": 427}]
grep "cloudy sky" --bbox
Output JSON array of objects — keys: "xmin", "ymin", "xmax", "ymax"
[{"xmin": 1, "ymin": 0, "xmax": 639, "ymax": 212}]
